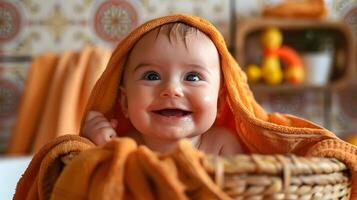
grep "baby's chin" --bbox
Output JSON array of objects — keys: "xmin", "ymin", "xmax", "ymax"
[{"xmin": 142, "ymin": 129, "xmax": 201, "ymax": 141}]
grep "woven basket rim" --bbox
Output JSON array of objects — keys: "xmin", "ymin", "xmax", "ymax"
[{"xmin": 203, "ymin": 154, "xmax": 348, "ymax": 176}]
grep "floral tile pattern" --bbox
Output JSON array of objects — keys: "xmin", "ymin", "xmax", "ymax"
[
  {"xmin": 0, "ymin": 63, "xmax": 30, "ymax": 153},
  {"xmin": 0, "ymin": 0, "xmax": 231, "ymax": 56}
]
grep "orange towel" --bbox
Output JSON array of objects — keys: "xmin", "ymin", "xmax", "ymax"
[
  {"xmin": 13, "ymin": 135, "xmax": 94, "ymax": 200},
  {"xmin": 78, "ymin": 47, "xmax": 111, "ymax": 124},
  {"xmin": 15, "ymin": 135, "xmax": 232, "ymax": 200},
  {"xmin": 55, "ymin": 47, "xmax": 111, "ymax": 140},
  {"xmin": 8, "ymin": 46, "xmax": 111, "ymax": 154},
  {"xmin": 32, "ymin": 51, "xmax": 80, "ymax": 152},
  {"xmin": 82, "ymin": 14, "xmax": 356, "ymax": 198},
  {"xmin": 8, "ymin": 53, "xmax": 59, "ymax": 154},
  {"xmin": 51, "ymin": 137, "xmax": 136, "ymax": 200}
]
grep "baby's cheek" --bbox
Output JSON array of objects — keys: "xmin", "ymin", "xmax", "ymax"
[
  {"xmin": 193, "ymin": 94, "xmax": 218, "ymax": 133},
  {"xmin": 201, "ymin": 95, "xmax": 214, "ymax": 105},
  {"xmin": 201, "ymin": 92, "xmax": 218, "ymax": 106},
  {"xmin": 195, "ymin": 94, "xmax": 218, "ymax": 117}
]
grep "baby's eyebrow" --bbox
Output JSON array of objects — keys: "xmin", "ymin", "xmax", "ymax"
[
  {"xmin": 133, "ymin": 63, "xmax": 156, "ymax": 72},
  {"xmin": 186, "ymin": 64, "xmax": 211, "ymax": 75},
  {"xmin": 133, "ymin": 62, "xmax": 212, "ymax": 75}
]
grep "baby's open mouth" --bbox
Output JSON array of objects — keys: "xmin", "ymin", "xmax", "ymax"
[{"xmin": 153, "ymin": 109, "xmax": 192, "ymax": 117}]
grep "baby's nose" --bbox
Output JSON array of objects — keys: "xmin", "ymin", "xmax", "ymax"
[{"xmin": 160, "ymin": 82, "xmax": 184, "ymax": 98}]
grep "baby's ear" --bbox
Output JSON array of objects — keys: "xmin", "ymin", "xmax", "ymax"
[{"xmin": 119, "ymin": 86, "xmax": 128, "ymax": 118}]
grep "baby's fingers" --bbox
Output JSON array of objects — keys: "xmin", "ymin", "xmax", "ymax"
[
  {"xmin": 110, "ymin": 119, "xmax": 118, "ymax": 129},
  {"xmin": 82, "ymin": 110, "xmax": 117, "ymax": 146},
  {"xmin": 86, "ymin": 110, "xmax": 104, "ymax": 122},
  {"xmin": 92, "ymin": 128, "xmax": 117, "ymax": 146}
]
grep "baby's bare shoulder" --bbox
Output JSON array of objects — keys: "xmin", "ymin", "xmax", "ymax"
[
  {"xmin": 200, "ymin": 126, "xmax": 242, "ymax": 155},
  {"xmin": 209, "ymin": 127, "xmax": 241, "ymax": 145}
]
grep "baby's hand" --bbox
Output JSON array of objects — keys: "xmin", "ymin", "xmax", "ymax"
[{"xmin": 82, "ymin": 111, "xmax": 118, "ymax": 146}]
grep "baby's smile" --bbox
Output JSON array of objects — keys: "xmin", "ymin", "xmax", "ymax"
[{"xmin": 153, "ymin": 109, "xmax": 192, "ymax": 117}]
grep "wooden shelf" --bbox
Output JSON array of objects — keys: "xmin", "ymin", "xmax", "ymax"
[
  {"xmin": 235, "ymin": 18, "xmax": 355, "ymax": 88},
  {"xmin": 235, "ymin": 18, "xmax": 356, "ymax": 131}
]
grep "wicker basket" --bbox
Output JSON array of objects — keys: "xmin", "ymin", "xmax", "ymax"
[
  {"xmin": 61, "ymin": 152, "xmax": 351, "ymax": 199},
  {"xmin": 203, "ymin": 154, "xmax": 351, "ymax": 200}
]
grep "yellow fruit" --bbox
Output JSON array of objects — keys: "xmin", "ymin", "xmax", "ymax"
[
  {"xmin": 285, "ymin": 66, "xmax": 304, "ymax": 84},
  {"xmin": 261, "ymin": 56, "xmax": 283, "ymax": 85},
  {"xmin": 261, "ymin": 27, "xmax": 282, "ymax": 49},
  {"xmin": 264, "ymin": 71, "xmax": 283, "ymax": 85},
  {"xmin": 246, "ymin": 64, "xmax": 262, "ymax": 83}
]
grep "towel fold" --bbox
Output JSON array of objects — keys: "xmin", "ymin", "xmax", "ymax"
[
  {"xmin": 13, "ymin": 135, "xmax": 94, "ymax": 200},
  {"xmin": 15, "ymin": 135, "xmax": 233, "ymax": 200},
  {"xmin": 8, "ymin": 53, "xmax": 59, "ymax": 154},
  {"xmin": 8, "ymin": 46, "xmax": 111, "ymax": 154},
  {"xmin": 32, "ymin": 51, "xmax": 80, "ymax": 152}
]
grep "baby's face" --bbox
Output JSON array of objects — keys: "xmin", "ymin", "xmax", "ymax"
[{"xmin": 121, "ymin": 26, "xmax": 220, "ymax": 141}]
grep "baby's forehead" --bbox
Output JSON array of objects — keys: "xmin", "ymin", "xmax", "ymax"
[
  {"xmin": 122, "ymin": 22, "xmax": 220, "ymax": 74},
  {"xmin": 137, "ymin": 23, "xmax": 212, "ymax": 48}
]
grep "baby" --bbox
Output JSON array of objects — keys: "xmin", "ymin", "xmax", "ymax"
[{"xmin": 82, "ymin": 22, "xmax": 242, "ymax": 155}]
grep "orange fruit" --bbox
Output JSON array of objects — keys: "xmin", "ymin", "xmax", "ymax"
[{"xmin": 285, "ymin": 66, "xmax": 304, "ymax": 84}]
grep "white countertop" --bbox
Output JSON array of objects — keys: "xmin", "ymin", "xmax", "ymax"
[{"xmin": 0, "ymin": 156, "xmax": 32, "ymax": 200}]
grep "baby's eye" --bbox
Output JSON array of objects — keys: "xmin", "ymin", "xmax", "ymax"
[
  {"xmin": 142, "ymin": 71, "xmax": 160, "ymax": 81},
  {"xmin": 185, "ymin": 72, "xmax": 201, "ymax": 81}
]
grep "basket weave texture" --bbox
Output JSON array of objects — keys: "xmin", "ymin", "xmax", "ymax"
[
  {"xmin": 60, "ymin": 150, "xmax": 351, "ymax": 200},
  {"xmin": 203, "ymin": 154, "xmax": 351, "ymax": 200}
]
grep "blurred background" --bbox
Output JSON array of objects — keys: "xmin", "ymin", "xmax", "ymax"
[
  {"xmin": 0, "ymin": 0, "xmax": 357, "ymax": 198},
  {"xmin": 1, "ymin": 0, "xmax": 357, "ymax": 153}
]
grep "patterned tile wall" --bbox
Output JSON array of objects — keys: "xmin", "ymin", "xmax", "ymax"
[
  {"xmin": 0, "ymin": 62, "xmax": 29, "ymax": 152},
  {"xmin": 1, "ymin": 0, "xmax": 355, "ymax": 56},
  {"xmin": 0, "ymin": 0, "xmax": 356, "ymax": 152},
  {"xmin": 0, "ymin": 0, "xmax": 231, "ymax": 56}
]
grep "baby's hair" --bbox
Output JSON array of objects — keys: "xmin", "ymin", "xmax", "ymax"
[{"xmin": 154, "ymin": 22, "xmax": 207, "ymax": 49}]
